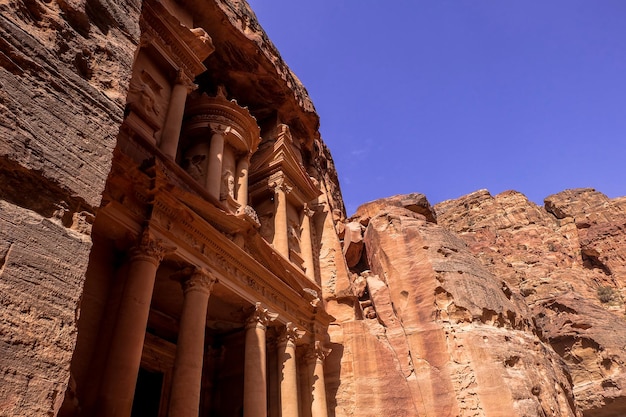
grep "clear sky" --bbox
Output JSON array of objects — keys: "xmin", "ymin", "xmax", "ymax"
[{"xmin": 248, "ymin": 1, "xmax": 626, "ymax": 215}]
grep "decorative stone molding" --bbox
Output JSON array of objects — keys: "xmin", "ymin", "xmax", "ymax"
[
  {"xmin": 139, "ymin": 0, "xmax": 214, "ymax": 80},
  {"xmin": 246, "ymin": 302, "xmax": 278, "ymax": 330}
]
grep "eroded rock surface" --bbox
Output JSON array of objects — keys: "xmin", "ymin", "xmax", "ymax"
[{"xmin": 328, "ymin": 189, "xmax": 626, "ymax": 417}]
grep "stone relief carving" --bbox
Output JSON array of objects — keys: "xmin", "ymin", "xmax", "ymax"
[
  {"xmin": 220, "ymin": 169, "xmax": 235, "ymax": 200},
  {"xmin": 181, "ymin": 142, "xmax": 209, "ymax": 182},
  {"xmin": 287, "ymin": 219, "xmax": 301, "ymax": 253},
  {"xmin": 128, "ymin": 70, "xmax": 162, "ymax": 122}
]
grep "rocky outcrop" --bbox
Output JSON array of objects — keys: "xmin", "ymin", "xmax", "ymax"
[
  {"xmin": 328, "ymin": 194, "xmax": 576, "ymax": 416},
  {"xmin": 435, "ymin": 189, "xmax": 626, "ymax": 417},
  {"xmin": 329, "ymin": 189, "xmax": 626, "ymax": 417}
]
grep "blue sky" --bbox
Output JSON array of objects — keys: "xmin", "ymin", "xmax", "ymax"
[{"xmin": 248, "ymin": 1, "xmax": 626, "ymax": 215}]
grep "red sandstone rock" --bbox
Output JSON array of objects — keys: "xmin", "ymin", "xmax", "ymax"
[
  {"xmin": 436, "ymin": 188, "xmax": 626, "ymax": 417},
  {"xmin": 329, "ymin": 196, "xmax": 580, "ymax": 417}
]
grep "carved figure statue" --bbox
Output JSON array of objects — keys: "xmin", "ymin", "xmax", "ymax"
[
  {"xmin": 128, "ymin": 77, "xmax": 160, "ymax": 118},
  {"xmin": 220, "ymin": 170, "xmax": 235, "ymax": 200},
  {"xmin": 287, "ymin": 220, "xmax": 301, "ymax": 252}
]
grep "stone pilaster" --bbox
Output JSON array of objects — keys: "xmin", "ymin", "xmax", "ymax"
[
  {"xmin": 308, "ymin": 341, "xmax": 331, "ymax": 417},
  {"xmin": 272, "ymin": 180, "xmax": 291, "ymax": 258},
  {"xmin": 243, "ymin": 303, "xmax": 278, "ymax": 417},
  {"xmin": 168, "ymin": 267, "xmax": 217, "ymax": 417}
]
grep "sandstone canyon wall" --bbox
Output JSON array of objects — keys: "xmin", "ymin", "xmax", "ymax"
[
  {"xmin": 0, "ymin": 0, "xmax": 141, "ymax": 414},
  {"xmin": 325, "ymin": 189, "xmax": 626, "ymax": 417}
]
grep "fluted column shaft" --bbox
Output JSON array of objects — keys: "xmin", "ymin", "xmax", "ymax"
[
  {"xmin": 236, "ymin": 155, "xmax": 250, "ymax": 207},
  {"xmin": 273, "ymin": 182, "xmax": 290, "ymax": 257},
  {"xmin": 168, "ymin": 268, "xmax": 217, "ymax": 417},
  {"xmin": 160, "ymin": 72, "xmax": 194, "ymax": 159},
  {"xmin": 278, "ymin": 323, "xmax": 304, "ymax": 417},
  {"xmin": 96, "ymin": 230, "xmax": 169, "ymax": 417},
  {"xmin": 300, "ymin": 206, "xmax": 315, "ymax": 281},
  {"xmin": 206, "ymin": 130, "xmax": 225, "ymax": 200},
  {"xmin": 244, "ymin": 303, "xmax": 278, "ymax": 417}
]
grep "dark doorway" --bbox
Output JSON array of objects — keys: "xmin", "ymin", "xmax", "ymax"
[{"xmin": 131, "ymin": 367, "xmax": 164, "ymax": 417}]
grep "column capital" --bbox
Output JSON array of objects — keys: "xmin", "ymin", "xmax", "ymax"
[
  {"xmin": 303, "ymin": 203, "xmax": 315, "ymax": 218},
  {"xmin": 277, "ymin": 322, "xmax": 305, "ymax": 347},
  {"xmin": 270, "ymin": 179, "xmax": 292, "ymax": 195},
  {"xmin": 172, "ymin": 266, "xmax": 217, "ymax": 295},
  {"xmin": 209, "ymin": 122, "xmax": 231, "ymax": 136},
  {"xmin": 130, "ymin": 227, "xmax": 175, "ymax": 265},
  {"xmin": 175, "ymin": 69, "xmax": 198, "ymax": 92},
  {"xmin": 305, "ymin": 341, "xmax": 331, "ymax": 363},
  {"xmin": 246, "ymin": 302, "xmax": 278, "ymax": 330},
  {"xmin": 315, "ymin": 340, "xmax": 332, "ymax": 361}
]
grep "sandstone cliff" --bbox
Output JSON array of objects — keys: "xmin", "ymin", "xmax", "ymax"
[{"xmin": 328, "ymin": 189, "xmax": 626, "ymax": 417}]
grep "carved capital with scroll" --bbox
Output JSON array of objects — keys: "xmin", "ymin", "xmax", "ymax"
[
  {"xmin": 277, "ymin": 322, "xmax": 305, "ymax": 348},
  {"xmin": 246, "ymin": 302, "xmax": 278, "ymax": 331},
  {"xmin": 130, "ymin": 227, "xmax": 176, "ymax": 265},
  {"xmin": 172, "ymin": 266, "xmax": 217, "ymax": 295}
]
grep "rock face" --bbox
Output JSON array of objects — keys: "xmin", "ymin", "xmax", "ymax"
[
  {"xmin": 0, "ymin": 0, "xmax": 140, "ymax": 414},
  {"xmin": 327, "ymin": 189, "xmax": 626, "ymax": 417}
]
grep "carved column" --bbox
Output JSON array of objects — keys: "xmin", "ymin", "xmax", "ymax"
[
  {"xmin": 272, "ymin": 181, "xmax": 291, "ymax": 258},
  {"xmin": 300, "ymin": 205, "xmax": 315, "ymax": 281},
  {"xmin": 236, "ymin": 154, "xmax": 251, "ymax": 207},
  {"xmin": 278, "ymin": 323, "xmax": 305, "ymax": 417},
  {"xmin": 206, "ymin": 126, "xmax": 226, "ymax": 200},
  {"xmin": 96, "ymin": 229, "xmax": 171, "ymax": 417},
  {"xmin": 309, "ymin": 341, "xmax": 331, "ymax": 417},
  {"xmin": 168, "ymin": 267, "xmax": 217, "ymax": 417},
  {"xmin": 160, "ymin": 71, "xmax": 196, "ymax": 160},
  {"xmin": 243, "ymin": 303, "xmax": 278, "ymax": 417}
]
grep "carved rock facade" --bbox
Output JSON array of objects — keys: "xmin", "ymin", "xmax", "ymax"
[{"xmin": 1, "ymin": 0, "xmax": 341, "ymax": 416}]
